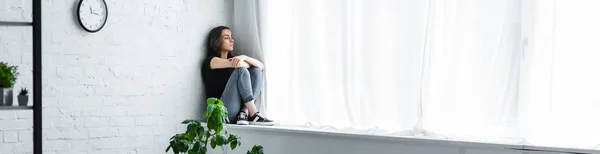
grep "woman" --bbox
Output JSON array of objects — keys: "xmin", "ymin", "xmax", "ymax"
[{"xmin": 201, "ymin": 26, "xmax": 274, "ymax": 126}]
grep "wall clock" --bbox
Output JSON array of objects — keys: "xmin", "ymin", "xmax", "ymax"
[{"xmin": 77, "ymin": 0, "xmax": 108, "ymax": 33}]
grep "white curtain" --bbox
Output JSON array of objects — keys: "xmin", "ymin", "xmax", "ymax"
[
  {"xmin": 258, "ymin": 0, "xmax": 600, "ymax": 150},
  {"xmin": 265, "ymin": 0, "xmax": 429, "ymax": 133},
  {"xmin": 519, "ymin": 0, "xmax": 600, "ymax": 150},
  {"xmin": 420, "ymin": 0, "xmax": 522, "ymax": 143},
  {"xmin": 231, "ymin": 0, "xmax": 268, "ymax": 115}
]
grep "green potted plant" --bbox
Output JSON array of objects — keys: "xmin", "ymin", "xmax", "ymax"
[
  {"xmin": 0, "ymin": 62, "xmax": 18, "ymax": 106},
  {"xmin": 18, "ymin": 88, "xmax": 28, "ymax": 106},
  {"xmin": 166, "ymin": 98, "xmax": 265, "ymax": 154}
]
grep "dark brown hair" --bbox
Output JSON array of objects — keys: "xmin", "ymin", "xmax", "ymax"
[{"xmin": 205, "ymin": 26, "xmax": 233, "ymax": 58}]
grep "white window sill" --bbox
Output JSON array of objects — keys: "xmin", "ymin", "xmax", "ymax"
[{"xmin": 225, "ymin": 124, "xmax": 599, "ymax": 154}]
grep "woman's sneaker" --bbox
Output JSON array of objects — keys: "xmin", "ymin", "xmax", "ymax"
[
  {"xmin": 249, "ymin": 112, "xmax": 275, "ymax": 126},
  {"xmin": 236, "ymin": 112, "xmax": 249, "ymax": 125}
]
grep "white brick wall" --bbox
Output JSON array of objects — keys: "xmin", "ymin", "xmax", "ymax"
[{"xmin": 1, "ymin": 0, "xmax": 232, "ymax": 153}]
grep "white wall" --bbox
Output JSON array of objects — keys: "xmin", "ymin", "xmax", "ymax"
[{"xmin": 0, "ymin": 0, "xmax": 232, "ymax": 153}]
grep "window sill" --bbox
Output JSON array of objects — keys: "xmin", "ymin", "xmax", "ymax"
[{"xmin": 225, "ymin": 124, "xmax": 599, "ymax": 154}]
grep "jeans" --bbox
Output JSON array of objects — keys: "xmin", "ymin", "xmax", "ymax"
[{"xmin": 220, "ymin": 67, "xmax": 264, "ymax": 123}]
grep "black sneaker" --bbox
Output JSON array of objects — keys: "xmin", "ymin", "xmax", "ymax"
[
  {"xmin": 236, "ymin": 112, "xmax": 249, "ymax": 125},
  {"xmin": 249, "ymin": 112, "xmax": 275, "ymax": 126}
]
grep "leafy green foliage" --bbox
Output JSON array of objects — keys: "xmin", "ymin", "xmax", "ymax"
[
  {"xmin": 228, "ymin": 134, "xmax": 241, "ymax": 150},
  {"xmin": 205, "ymin": 98, "xmax": 229, "ymax": 135},
  {"xmin": 166, "ymin": 98, "xmax": 265, "ymax": 154},
  {"xmin": 0, "ymin": 62, "xmax": 19, "ymax": 88},
  {"xmin": 247, "ymin": 145, "xmax": 264, "ymax": 154}
]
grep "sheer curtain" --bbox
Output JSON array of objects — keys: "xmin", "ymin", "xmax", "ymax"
[
  {"xmin": 420, "ymin": 0, "xmax": 522, "ymax": 143},
  {"xmin": 520, "ymin": 0, "xmax": 600, "ymax": 149},
  {"xmin": 264, "ymin": 0, "xmax": 521, "ymax": 139},
  {"xmin": 260, "ymin": 0, "xmax": 600, "ymax": 150},
  {"xmin": 231, "ymin": 0, "xmax": 269, "ymax": 115},
  {"xmin": 264, "ymin": 0, "xmax": 429, "ymax": 133}
]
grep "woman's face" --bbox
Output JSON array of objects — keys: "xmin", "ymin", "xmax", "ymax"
[{"xmin": 220, "ymin": 29, "xmax": 234, "ymax": 51}]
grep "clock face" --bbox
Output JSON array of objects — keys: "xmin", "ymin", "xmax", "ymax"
[{"xmin": 77, "ymin": 0, "xmax": 108, "ymax": 32}]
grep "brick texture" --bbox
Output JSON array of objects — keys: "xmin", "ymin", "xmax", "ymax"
[{"xmin": 0, "ymin": 0, "xmax": 232, "ymax": 153}]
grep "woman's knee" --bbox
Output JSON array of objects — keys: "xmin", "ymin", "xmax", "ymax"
[
  {"xmin": 249, "ymin": 67, "xmax": 262, "ymax": 76},
  {"xmin": 248, "ymin": 67, "xmax": 263, "ymax": 82},
  {"xmin": 234, "ymin": 67, "xmax": 250, "ymax": 77}
]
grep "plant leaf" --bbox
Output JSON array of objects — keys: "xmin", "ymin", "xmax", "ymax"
[
  {"xmin": 207, "ymin": 108, "xmax": 226, "ymax": 134},
  {"xmin": 228, "ymin": 134, "xmax": 241, "ymax": 149},
  {"xmin": 180, "ymin": 140, "xmax": 190, "ymax": 151},
  {"xmin": 184, "ymin": 133, "xmax": 194, "ymax": 142},
  {"xmin": 249, "ymin": 145, "xmax": 264, "ymax": 154},
  {"xmin": 186, "ymin": 123, "xmax": 198, "ymax": 140},
  {"xmin": 210, "ymin": 137, "xmax": 217, "ymax": 149},
  {"xmin": 200, "ymin": 147, "xmax": 207, "ymax": 154},
  {"xmin": 217, "ymin": 99, "xmax": 225, "ymax": 106},
  {"xmin": 216, "ymin": 134, "xmax": 228, "ymax": 146},
  {"xmin": 189, "ymin": 141, "xmax": 200, "ymax": 154},
  {"xmin": 227, "ymin": 134, "xmax": 238, "ymax": 143},
  {"xmin": 197, "ymin": 126, "xmax": 205, "ymax": 140},
  {"xmin": 257, "ymin": 147, "xmax": 264, "ymax": 154},
  {"xmin": 176, "ymin": 141, "xmax": 185, "ymax": 153},
  {"xmin": 207, "ymin": 97, "xmax": 219, "ymax": 105},
  {"xmin": 216, "ymin": 122, "xmax": 223, "ymax": 134},
  {"xmin": 204, "ymin": 104, "xmax": 215, "ymax": 120},
  {"xmin": 165, "ymin": 145, "xmax": 171, "ymax": 153},
  {"xmin": 230, "ymin": 140, "xmax": 238, "ymax": 150},
  {"xmin": 171, "ymin": 133, "xmax": 185, "ymax": 142},
  {"xmin": 174, "ymin": 133, "xmax": 184, "ymax": 139},
  {"xmin": 169, "ymin": 141, "xmax": 177, "ymax": 153},
  {"xmin": 182, "ymin": 119, "xmax": 197, "ymax": 124},
  {"xmin": 219, "ymin": 105, "xmax": 229, "ymax": 124},
  {"xmin": 207, "ymin": 115, "xmax": 219, "ymax": 133}
]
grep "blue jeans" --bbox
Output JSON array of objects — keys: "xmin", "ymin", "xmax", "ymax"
[{"xmin": 220, "ymin": 67, "xmax": 264, "ymax": 123}]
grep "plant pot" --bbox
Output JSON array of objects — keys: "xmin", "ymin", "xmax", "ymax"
[
  {"xmin": 18, "ymin": 95, "xmax": 28, "ymax": 106},
  {"xmin": 1, "ymin": 88, "xmax": 13, "ymax": 106}
]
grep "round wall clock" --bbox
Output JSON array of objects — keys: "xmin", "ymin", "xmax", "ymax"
[{"xmin": 77, "ymin": 0, "xmax": 108, "ymax": 33}]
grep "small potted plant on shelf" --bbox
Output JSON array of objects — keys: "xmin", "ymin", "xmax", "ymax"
[
  {"xmin": 18, "ymin": 88, "xmax": 28, "ymax": 106},
  {"xmin": 0, "ymin": 62, "xmax": 18, "ymax": 106}
]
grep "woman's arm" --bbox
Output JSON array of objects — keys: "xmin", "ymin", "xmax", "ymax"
[
  {"xmin": 209, "ymin": 57, "xmax": 234, "ymax": 69},
  {"xmin": 245, "ymin": 56, "xmax": 264, "ymax": 70},
  {"xmin": 211, "ymin": 57, "xmax": 251, "ymax": 69},
  {"xmin": 236, "ymin": 55, "xmax": 264, "ymax": 70}
]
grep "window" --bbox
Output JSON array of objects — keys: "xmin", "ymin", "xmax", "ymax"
[{"xmin": 262, "ymin": 0, "xmax": 600, "ymax": 150}]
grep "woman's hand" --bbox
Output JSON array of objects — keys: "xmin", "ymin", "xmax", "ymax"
[
  {"xmin": 229, "ymin": 55, "xmax": 247, "ymax": 68},
  {"xmin": 229, "ymin": 55, "xmax": 249, "ymax": 68},
  {"xmin": 232, "ymin": 60, "xmax": 250, "ymax": 68},
  {"xmin": 242, "ymin": 56, "xmax": 265, "ymax": 70},
  {"xmin": 238, "ymin": 61, "xmax": 250, "ymax": 68}
]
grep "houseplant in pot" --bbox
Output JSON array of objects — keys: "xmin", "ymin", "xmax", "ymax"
[
  {"xmin": 18, "ymin": 88, "xmax": 28, "ymax": 106},
  {"xmin": 166, "ymin": 98, "xmax": 265, "ymax": 154},
  {"xmin": 0, "ymin": 62, "xmax": 18, "ymax": 106}
]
